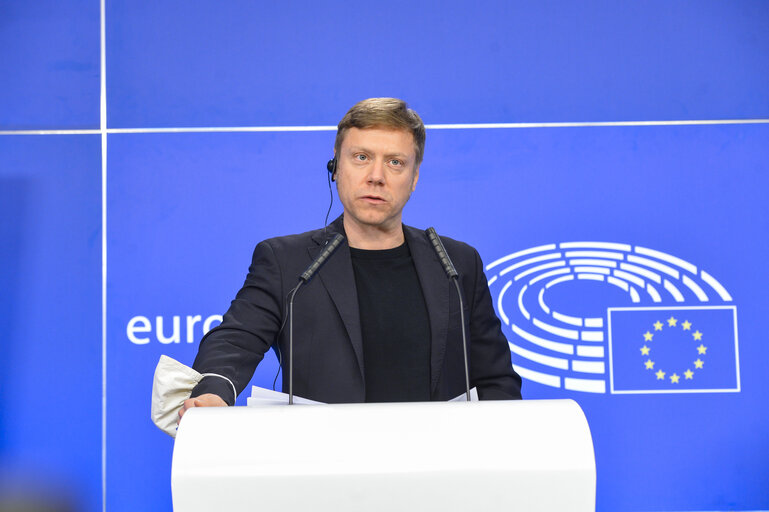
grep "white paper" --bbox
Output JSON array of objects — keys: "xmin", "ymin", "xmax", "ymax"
[
  {"xmin": 449, "ymin": 387, "xmax": 479, "ymax": 402},
  {"xmin": 247, "ymin": 386, "xmax": 322, "ymax": 406}
]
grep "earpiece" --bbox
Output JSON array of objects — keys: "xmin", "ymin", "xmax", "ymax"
[{"xmin": 327, "ymin": 158, "xmax": 337, "ymax": 181}]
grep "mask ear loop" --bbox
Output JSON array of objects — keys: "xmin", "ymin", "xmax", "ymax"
[{"xmin": 273, "ymin": 159, "xmax": 336, "ymax": 391}]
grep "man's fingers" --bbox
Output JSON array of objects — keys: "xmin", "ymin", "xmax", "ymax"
[
  {"xmin": 177, "ymin": 398, "xmax": 196, "ymax": 422},
  {"xmin": 177, "ymin": 394, "xmax": 226, "ymax": 425}
]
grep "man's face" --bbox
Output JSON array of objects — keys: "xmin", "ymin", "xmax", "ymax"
[{"xmin": 335, "ymin": 127, "xmax": 419, "ymax": 232}]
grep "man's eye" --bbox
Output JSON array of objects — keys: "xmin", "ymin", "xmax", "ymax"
[
  {"xmin": 355, "ymin": 154, "xmax": 367, "ymax": 161},
  {"xmin": 390, "ymin": 159, "xmax": 402, "ymax": 166}
]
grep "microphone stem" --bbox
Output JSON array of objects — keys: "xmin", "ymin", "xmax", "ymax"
[
  {"xmin": 453, "ymin": 277, "xmax": 471, "ymax": 401},
  {"xmin": 288, "ymin": 283, "xmax": 302, "ymax": 405}
]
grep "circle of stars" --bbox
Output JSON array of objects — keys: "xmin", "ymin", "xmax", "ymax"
[{"xmin": 639, "ymin": 316, "xmax": 707, "ymax": 384}]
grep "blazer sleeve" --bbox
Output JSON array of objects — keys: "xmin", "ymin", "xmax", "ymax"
[
  {"xmin": 190, "ymin": 240, "xmax": 285, "ymax": 405},
  {"xmin": 466, "ymin": 247, "xmax": 523, "ymax": 400}
]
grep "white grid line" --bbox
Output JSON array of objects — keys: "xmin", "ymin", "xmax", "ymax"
[
  {"xmin": 426, "ymin": 119, "xmax": 769, "ymax": 129},
  {"xmin": 2, "ymin": 118, "xmax": 769, "ymax": 135},
  {"xmin": 0, "ymin": 129, "xmax": 102, "ymax": 135},
  {"xmin": 107, "ymin": 126, "xmax": 337, "ymax": 133}
]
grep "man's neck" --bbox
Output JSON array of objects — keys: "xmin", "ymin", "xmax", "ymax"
[{"xmin": 343, "ymin": 216, "xmax": 405, "ymax": 250}]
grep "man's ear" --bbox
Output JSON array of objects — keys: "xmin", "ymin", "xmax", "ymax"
[{"xmin": 411, "ymin": 165, "xmax": 420, "ymax": 192}]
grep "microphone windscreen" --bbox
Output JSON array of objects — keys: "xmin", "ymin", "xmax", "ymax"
[
  {"xmin": 426, "ymin": 227, "xmax": 459, "ymax": 279},
  {"xmin": 300, "ymin": 233, "xmax": 345, "ymax": 282}
]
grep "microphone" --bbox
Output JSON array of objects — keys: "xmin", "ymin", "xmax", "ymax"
[
  {"xmin": 288, "ymin": 233, "xmax": 345, "ymax": 404},
  {"xmin": 426, "ymin": 227, "xmax": 458, "ymax": 279},
  {"xmin": 426, "ymin": 228, "xmax": 471, "ymax": 401},
  {"xmin": 300, "ymin": 234, "xmax": 344, "ymax": 282}
]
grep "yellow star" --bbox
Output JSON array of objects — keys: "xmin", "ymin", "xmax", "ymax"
[
  {"xmin": 694, "ymin": 358, "xmax": 704, "ymax": 369},
  {"xmin": 643, "ymin": 331, "xmax": 654, "ymax": 342},
  {"xmin": 654, "ymin": 321, "xmax": 663, "ymax": 331},
  {"xmin": 684, "ymin": 369, "xmax": 694, "ymax": 380},
  {"xmin": 655, "ymin": 369, "xmax": 666, "ymax": 380},
  {"xmin": 667, "ymin": 316, "xmax": 677, "ymax": 327},
  {"xmin": 645, "ymin": 359, "xmax": 655, "ymax": 370},
  {"xmin": 682, "ymin": 320, "xmax": 692, "ymax": 331},
  {"xmin": 670, "ymin": 373, "xmax": 680, "ymax": 384},
  {"xmin": 697, "ymin": 344, "xmax": 707, "ymax": 355},
  {"xmin": 693, "ymin": 330, "xmax": 703, "ymax": 341},
  {"xmin": 640, "ymin": 345, "xmax": 651, "ymax": 355}
]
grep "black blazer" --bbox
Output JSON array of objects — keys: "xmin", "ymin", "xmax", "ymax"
[{"xmin": 192, "ymin": 216, "xmax": 521, "ymax": 404}]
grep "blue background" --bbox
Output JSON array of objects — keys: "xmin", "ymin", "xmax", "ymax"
[{"xmin": 1, "ymin": 1, "xmax": 768, "ymax": 511}]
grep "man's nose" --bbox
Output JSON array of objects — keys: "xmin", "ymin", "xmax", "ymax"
[{"xmin": 367, "ymin": 159, "xmax": 386, "ymax": 184}]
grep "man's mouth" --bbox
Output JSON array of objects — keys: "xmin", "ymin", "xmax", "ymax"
[{"xmin": 360, "ymin": 195, "xmax": 386, "ymax": 204}]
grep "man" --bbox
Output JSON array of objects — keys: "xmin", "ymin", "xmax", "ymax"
[{"xmin": 180, "ymin": 98, "xmax": 521, "ymax": 419}]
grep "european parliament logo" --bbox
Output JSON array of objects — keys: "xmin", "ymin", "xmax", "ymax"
[{"xmin": 485, "ymin": 242, "xmax": 740, "ymax": 394}]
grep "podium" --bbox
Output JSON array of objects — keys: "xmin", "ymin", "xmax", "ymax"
[{"xmin": 172, "ymin": 400, "xmax": 595, "ymax": 511}]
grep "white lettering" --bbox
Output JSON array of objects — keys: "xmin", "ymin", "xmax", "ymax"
[
  {"xmin": 203, "ymin": 315, "xmax": 223, "ymax": 333},
  {"xmin": 127, "ymin": 316, "xmax": 152, "ymax": 345},
  {"xmin": 126, "ymin": 314, "xmax": 223, "ymax": 344},
  {"xmin": 186, "ymin": 315, "xmax": 202, "ymax": 343},
  {"xmin": 157, "ymin": 315, "xmax": 181, "ymax": 344}
]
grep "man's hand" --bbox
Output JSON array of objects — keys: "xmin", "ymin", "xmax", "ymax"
[{"xmin": 178, "ymin": 393, "xmax": 227, "ymax": 424}]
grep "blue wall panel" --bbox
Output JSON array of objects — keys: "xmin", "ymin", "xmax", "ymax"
[
  {"xmin": 102, "ymin": 125, "xmax": 769, "ymax": 510},
  {"xmin": 106, "ymin": 1, "xmax": 769, "ymax": 128},
  {"xmin": 0, "ymin": 135, "xmax": 102, "ymax": 511},
  {"xmin": 0, "ymin": 1, "xmax": 100, "ymax": 130}
]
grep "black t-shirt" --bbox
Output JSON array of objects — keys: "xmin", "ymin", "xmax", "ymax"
[{"xmin": 350, "ymin": 241, "xmax": 431, "ymax": 402}]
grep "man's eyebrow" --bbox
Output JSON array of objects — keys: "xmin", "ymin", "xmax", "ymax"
[{"xmin": 347, "ymin": 146, "xmax": 410, "ymax": 158}]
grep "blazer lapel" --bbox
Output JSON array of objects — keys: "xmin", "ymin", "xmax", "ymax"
[
  {"xmin": 309, "ymin": 217, "xmax": 365, "ymax": 381},
  {"xmin": 404, "ymin": 225, "xmax": 451, "ymax": 394}
]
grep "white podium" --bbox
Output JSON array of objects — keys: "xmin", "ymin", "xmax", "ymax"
[{"xmin": 172, "ymin": 400, "xmax": 595, "ymax": 511}]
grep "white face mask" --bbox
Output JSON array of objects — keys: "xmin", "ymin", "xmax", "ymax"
[{"xmin": 151, "ymin": 355, "xmax": 235, "ymax": 438}]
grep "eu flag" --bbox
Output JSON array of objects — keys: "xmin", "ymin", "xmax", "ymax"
[{"xmin": 607, "ymin": 306, "xmax": 739, "ymax": 394}]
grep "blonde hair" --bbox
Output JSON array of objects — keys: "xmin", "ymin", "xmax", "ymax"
[{"xmin": 334, "ymin": 98, "xmax": 426, "ymax": 166}]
